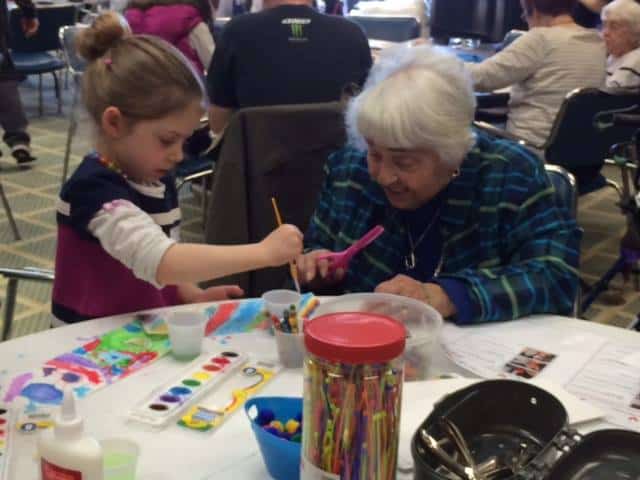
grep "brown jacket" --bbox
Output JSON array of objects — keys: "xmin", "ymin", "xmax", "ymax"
[{"xmin": 203, "ymin": 102, "xmax": 346, "ymax": 296}]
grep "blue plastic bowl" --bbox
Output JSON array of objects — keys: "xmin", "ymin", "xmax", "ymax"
[{"xmin": 245, "ymin": 396, "xmax": 302, "ymax": 480}]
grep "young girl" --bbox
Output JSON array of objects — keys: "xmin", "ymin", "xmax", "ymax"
[
  {"xmin": 124, "ymin": 0, "xmax": 215, "ymax": 74},
  {"xmin": 52, "ymin": 12, "xmax": 302, "ymax": 324}
]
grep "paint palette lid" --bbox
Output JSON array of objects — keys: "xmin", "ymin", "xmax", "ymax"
[{"xmin": 304, "ymin": 313, "xmax": 406, "ymax": 364}]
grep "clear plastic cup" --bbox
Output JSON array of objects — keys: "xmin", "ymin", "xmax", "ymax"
[
  {"xmin": 167, "ymin": 311, "xmax": 207, "ymax": 361},
  {"xmin": 102, "ymin": 438, "xmax": 140, "ymax": 480},
  {"xmin": 274, "ymin": 330, "xmax": 305, "ymax": 368},
  {"xmin": 262, "ymin": 290, "xmax": 301, "ymax": 321}
]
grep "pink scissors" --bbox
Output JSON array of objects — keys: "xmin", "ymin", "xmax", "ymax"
[{"xmin": 316, "ymin": 225, "xmax": 385, "ymax": 272}]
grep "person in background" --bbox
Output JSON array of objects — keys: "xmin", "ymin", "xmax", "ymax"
[
  {"xmin": 207, "ymin": 0, "xmax": 371, "ymax": 136},
  {"xmin": 601, "ymin": 0, "xmax": 640, "ymax": 89},
  {"xmin": 0, "ymin": 0, "xmax": 38, "ymax": 164},
  {"xmin": 53, "ymin": 12, "xmax": 302, "ymax": 324},
  {"xmin": 297, "ymin": 45, "xmax": 580, "ymax": 325},
  {"xmin": 572, "ymin": 0, "xmax": 609, "ymax": 28},
  {"xmin": 468, "ymin": 0, "xmax": 606, "ymax": 147},
  {"xmin": 125, "ymin": 0, "xmax": 215, "ymax": 74}
]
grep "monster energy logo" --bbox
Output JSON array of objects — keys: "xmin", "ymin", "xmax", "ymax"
[
  {"xmin": 282, "ymin": 18, "xmax": 310, "ymax": 41},
  {"xmin": 291, "ymin": 23, "xmax": 304, "ymax": 37}
]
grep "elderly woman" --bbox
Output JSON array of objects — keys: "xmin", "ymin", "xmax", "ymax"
[
  {"xmin": 602, "ymin": 0, "xmax": 640, "ymax": 89},
  {"xmin": 296, "ymin": 45, "xmax": 581, "ymax": 324},
  {"xmin": 468, "ymin": 0, "xmax": 605, "ymax": 147}
]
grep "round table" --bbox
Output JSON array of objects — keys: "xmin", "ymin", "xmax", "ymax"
[{"xmin": 1, "ymin": 302, "xmax": 636, "ymax": 479}]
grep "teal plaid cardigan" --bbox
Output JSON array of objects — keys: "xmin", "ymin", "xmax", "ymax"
[{"xmin": 305, "ymin": 131, "xmax": 581, "ymax": 324}]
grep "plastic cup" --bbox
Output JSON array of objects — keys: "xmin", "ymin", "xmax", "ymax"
[
  {"xmin": 274, "ymin": 330, "xmax": 305, "ymax": 368},
  {"xmin": 262, "ymin": 290, "xmax": 302, "ymax": 321},
  {"xmin": 102, "ymin": 438, "xmax": 140, "ymax": 480},
  {"xmin": 167, "ymin": 311, "xmax": 207, "ymax": 361}
]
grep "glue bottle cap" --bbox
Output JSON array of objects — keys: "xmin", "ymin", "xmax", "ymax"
[{"xmin": 55, "ymin": 387, "xmax": 84, "ymax": 439}]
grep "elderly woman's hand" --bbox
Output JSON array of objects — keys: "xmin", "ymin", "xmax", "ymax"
[
  {"xmin": 296, "ymin": 249, "xmax": 346, "ymax": 287},
  {"xmin": 375, "ymin": 274, "xmax": 456, "ymax": 318}
]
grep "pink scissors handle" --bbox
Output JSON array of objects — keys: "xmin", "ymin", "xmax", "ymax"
[
  {"xmin": 316, "ymin": 225, "xmax": 385, "ymax": 271},
  {"xmin": 349, "ymin": 225, "xmax": 385, "ymax": 253}
]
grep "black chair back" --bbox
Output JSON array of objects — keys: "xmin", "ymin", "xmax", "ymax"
[
  {"xmin": 9, "ymin": 4, "xmax": 76, "ymax": 53},
  {"xmin": 211, "ymin": 17, "xmax": 229, "ymax": 43},
  {"xmin": 544, "ymin": 88, "xmax": 640, "ymax": 193},
  {"xmin": 348, "ymin": 16, "xmax": 420, "ymax": 42},
  {"xmin": 204, "ymin": 102, "xmax": 346, "ymax": 296}
]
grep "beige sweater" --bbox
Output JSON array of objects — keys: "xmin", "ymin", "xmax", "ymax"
[
  {"xmin": 469, "ymin": 26, "xmax": 606, "ymax": 147},
  {"xmin": 606, "ymin": 48, "xmax": 640, "ymax": 89}
]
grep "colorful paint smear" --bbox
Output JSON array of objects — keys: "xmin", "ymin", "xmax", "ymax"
[
  {"xmin": 205, "ymin": 293, "xmax": 317, "ymax": 337},
  {"xmin": 1, "ymin": 297, "xmax": 318, "ymax": 417},
  {"xmin": 3, "ymin": 321, "xmax": 169, "ymax": 414}
]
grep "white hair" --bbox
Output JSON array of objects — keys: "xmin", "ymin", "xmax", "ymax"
[
  {"xmin": 345, "ymin": 44, "xmax": 476, "ymax": 168},
  {"xmin": 602, "ymin": 0, "xmax": 640, "ymax": 43}
]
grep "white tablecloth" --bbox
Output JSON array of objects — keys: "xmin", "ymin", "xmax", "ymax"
[{"xmin": 1, "ymin": 304, "xmax": 637, "ymax": 479}]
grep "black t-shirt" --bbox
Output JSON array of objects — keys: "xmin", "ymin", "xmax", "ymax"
[
  {"xmin": 207, "ymin": 4, "xmax": 372, "ymax": 109},
  {"xmin": 571, "ymin": 1, "xmax": 607, "ymax": 28}
]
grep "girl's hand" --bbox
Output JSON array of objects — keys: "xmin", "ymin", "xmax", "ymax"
[
  {"xmin": 260, "ymin": 224, "xmax": 303, "ymax": 267},
  {"xmin": 194, "ymin": 285, "xmax": 244, "ymax": 302},
  {"xmin": 178, "ymin": 283, "xmax": 244, "ymax": 304},
  {"xmin": 296, "ymin": 249, "xmax": 346, "ymax": 287}
]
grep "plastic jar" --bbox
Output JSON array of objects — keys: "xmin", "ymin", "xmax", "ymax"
[{"xmin": 301, "ymin": 312, "xmax": 406, "ymax": 480}]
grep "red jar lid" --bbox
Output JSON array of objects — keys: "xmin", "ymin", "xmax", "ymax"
[{"xmin": 303, "ymin": 312, "xmax": 406, "ymax": 364}]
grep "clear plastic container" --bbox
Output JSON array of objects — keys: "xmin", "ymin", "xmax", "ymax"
[
  {"xmin": 101, "ymin": 438, "xmax": 140, "ymax": 480},
  {"xmin": 312, "ymin": 293, "xmax": 443, "ymax": 381},
  {"xmin": 301, "ymin": 312, "xmax": 406, "ymax": 480},
  {"xmin": 262, "ymin": 290, "xmax": 301, "ymax": 321},
  {"xmin": 166, "ymin": 311, "xmax": 207, "ymax": 360}
]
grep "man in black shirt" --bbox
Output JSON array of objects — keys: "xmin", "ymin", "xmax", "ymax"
[
  {"xmin": 206, "ymin": 0, "xmax": 372, "ymax": 134},
  {"xmin": 572, "ymin": 0, "xmax": 609, "ymax": 27},
  {"xmin": 572, "ymin": 0, "xmax": 640, "ymax": 28}
]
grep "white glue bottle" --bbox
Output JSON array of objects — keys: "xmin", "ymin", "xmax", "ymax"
[{"xmin": 38, "ymin": 388, "xmax": 104, "ymax": 480}]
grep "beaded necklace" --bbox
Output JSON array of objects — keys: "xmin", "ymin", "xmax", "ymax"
[{"xmin": 97, "ymin": 155, "xmax": 128, "ymax": 179}]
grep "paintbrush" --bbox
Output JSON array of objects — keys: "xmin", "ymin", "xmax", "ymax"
[{"xmin": 270, "ymin": 197, "xmax": 301, "ymax": 293}]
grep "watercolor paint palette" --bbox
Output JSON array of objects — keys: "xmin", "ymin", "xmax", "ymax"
[
  {"xmin": 0, "ymin": 404, "xmax": 15, "ymax": 480},
  {"xmin": 128, "ymin": 349, "xmax": 248, "ymax": 427},
  {"xmin": 178, "ymin": 359, "xmax": 279, "ymax": 433}
]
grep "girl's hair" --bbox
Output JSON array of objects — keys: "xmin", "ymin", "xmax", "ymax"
[
  {"xmin": 126, "ymin": 0, "xmax": 213, "ymax": 22},
  {"xmin": 521, "ymin": 0, "xmax": 576, "ymax": 17},
  {"xmin": 76, "ymin": 11, "xmax": 206, "ymax": 126}
]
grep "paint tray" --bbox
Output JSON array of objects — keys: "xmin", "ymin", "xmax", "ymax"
[
  {"xmin": 178, "ymin": 359, "xmax": 280, "ymax": 433},
  {"xmin": 128, "ymin": 349, "xmax": 248, "ymax": 427}
]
